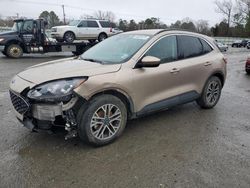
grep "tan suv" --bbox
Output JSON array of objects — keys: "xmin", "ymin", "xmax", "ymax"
[{"xmin": 9, "ymin": 29, "xmax": 227, "ymax": 146}]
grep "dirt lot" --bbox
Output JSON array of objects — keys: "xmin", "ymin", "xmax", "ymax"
[{"xmin": 0, "ymin": 48, "xmax": 249, "ymax": 188}]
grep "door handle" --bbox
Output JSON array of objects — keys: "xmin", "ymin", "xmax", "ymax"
[
  {"xmin": 170, "ymin": 68, "xmax": 180, "ymax": 73},
  {"xmin": 204, "ymin": 62, "xmax": 212, "ymax": 66}
]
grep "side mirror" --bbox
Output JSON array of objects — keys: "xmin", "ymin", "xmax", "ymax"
[{"xmin": 136, "ymin": 56, "xmax": 161, "ymax": 68}]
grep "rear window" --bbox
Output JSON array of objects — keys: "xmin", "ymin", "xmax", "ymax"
[
  {"xmin": 99, "ymin": 21, "xmax": 111, "ymax": 28},
  {"xmin": 200, "ymin": 39, "xmax": 213, "ymax": 54},
  {"xmin": 177, "ymin": 35, "xmax": 203, "ymax": 59},
  {"xmin": 87, "ymin": 21, "xmax": 99, "ymax": 28}
]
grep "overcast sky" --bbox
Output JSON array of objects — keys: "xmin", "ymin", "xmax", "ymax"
[{"xmin": 0, "ymin": 0, "xmax": 224, "ymax": 26}]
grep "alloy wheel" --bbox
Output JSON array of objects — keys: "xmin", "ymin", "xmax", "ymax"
[{"xmin": 90, "ymin": 104, "xmax": 122, "ymax": 140}]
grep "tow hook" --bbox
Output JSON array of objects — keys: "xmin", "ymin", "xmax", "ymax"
[
  {"xmin": 65, "ymin": 123, "xmax": 78, "ymax": 140},
  {"xmin": 64, "ymin": 109, "xmax": 78, "ymax": 140}
]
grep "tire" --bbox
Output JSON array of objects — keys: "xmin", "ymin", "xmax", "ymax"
[
  {"xmin": 196, "ymin": 76, "xmax": 222, "ymax": 109},
  {"xmin": 98, "ymin": 33, "xmax": 108, "ymax": 42},
  {"xmin": 77, "ymin": 94, "xmax": 127, "ymax": 146},
  {"xmin": 63, "ymin": 31, "xmax": 75, "ymax": 43},
  {"xmin": 246, "ymin": 70, "xmax": 250, "ymax": 75},
  {"xmin": 6, "ymin": 44, "xmax": 23, "ymax": 58}
]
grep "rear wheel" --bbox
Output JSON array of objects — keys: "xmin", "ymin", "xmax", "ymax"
[
  {"xmin": 6, "ymin": 44, "xmax": 23, "ymax": 58},
  {"xmin": 246, "ymin": 70, "xmax": 250, "ymax": 75},
  {"xmin": 63, "ymin": 31, "xmax": 75, "ymax": 43},
  {"xmin": 196, "ymin": 76, "xmax": 222, "ymax": 109},
  {"xmin": 77, "ymin": 95, "xmax": 127, "ymax": 146},
  {"xmin": 98, "ymin": 33, "xmax": 107, "ymax": 42}
]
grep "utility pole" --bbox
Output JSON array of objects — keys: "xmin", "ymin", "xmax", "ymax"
[{"xmin": 62, "ymin": 5, "xmax": 66, "ymax": 24}]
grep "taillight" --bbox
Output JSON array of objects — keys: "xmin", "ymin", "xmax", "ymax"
[
  {"xmin": 246, "ymin": 58, "xmax": 250, "ymax": 65},
  {"xmin": 110, "ymin": 28, "xmax": 113, "ymax": 32},
  {"xmin": 223, "ymin": 57, "xmax": 228, "ymax": 64}
]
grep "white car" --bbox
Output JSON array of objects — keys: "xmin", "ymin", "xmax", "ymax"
[
  {"xmin": 51, "ymin": 19, "xmax": 116, "ymax": 43},
  {"xmin": 217, "ymin": 42, "xmax": 228, "ymax": 52}
]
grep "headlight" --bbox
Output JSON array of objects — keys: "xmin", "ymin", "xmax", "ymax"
[
  {"xmin": 0, "ymin": 38, "xmax": 4, "ymax": 42},
  {"xmin": 27, "ymin": 78, "xmax": 87, "ymax": 102}
]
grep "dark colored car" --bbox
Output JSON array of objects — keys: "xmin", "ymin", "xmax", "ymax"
[
  {"xmin": 232, "ymin": 40, "xmax": 248, "ymax": 48},
  {"xmin": 246, "ymin": 41, "xmax": 250, "ymax": 49},
  {"xmin": 246, "ymin": 58, "xmax": 250, "ymax": 74}
]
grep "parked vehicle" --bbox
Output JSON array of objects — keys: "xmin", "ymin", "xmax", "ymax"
[
  {"xmin": 246, "ymin": 57, "xmax": 250, "ymax": 74},
  {"xmin": 217, "ymin": 42, "xmax": 228, "ymax": 52},
  {"xmin": 0, "ymin": 19, "xmax": 95, "ymax": 58},
  {"xmin": 232, "ymin": 40, "xmax": 248, "ymax": 48},
  {"xmin": 51, "ymin": 19, "xmax": 116, "ymax": 43},
  {"xmin": 9, "ymin": 29, "xmax": 227, "ymax": 146},
  {"xmin": 112, "ymin": 28, "xmax": 123, "ymax": 34},
  {"xmin": 246, "ymin": 41, "xmax": 250, "ymax": 49}
]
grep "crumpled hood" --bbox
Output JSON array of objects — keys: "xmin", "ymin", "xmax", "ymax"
[{"xmin": 17, "ymin": 58, "xmax": 121, "ymax": 84}]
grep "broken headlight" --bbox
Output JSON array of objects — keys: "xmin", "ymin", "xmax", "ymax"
[{"xmin": 27, "ymin": 78, "xmax": 87, "ymax": 102}]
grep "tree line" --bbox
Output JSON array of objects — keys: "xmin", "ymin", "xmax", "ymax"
[{"xmin": 0, "ymin": 0, "xmax": 249, "ymax": 38}]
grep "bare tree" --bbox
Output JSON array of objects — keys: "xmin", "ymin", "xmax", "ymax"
[
  {"xmin": 214, "ymin": 0, "xmax": 233, "ymax": 35},
  {"xmin": 196, "ymin": 20, "xmax": 210, "ymax": 34},
  {"xmin": 233, "ymin": 0, "xmax": 250, "ymax": 24},
  {"xmin": 93, "ymin": 10, "xmax": 115, "ymax": 22}
]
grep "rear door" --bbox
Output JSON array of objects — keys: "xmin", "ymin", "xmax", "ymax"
[
  {"xmin": 174, "ymin": 35, "xmax": 214, "ymax": 97},
  {"xmin": 86, "ymin": 21, "xmax": 100, "ymax": 38}
]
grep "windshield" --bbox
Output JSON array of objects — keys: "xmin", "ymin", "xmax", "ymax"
[
  {"xmin": 68, "ymin": 20, "xmax": 80, "ymax": 26},
  {"xmin": 81, "ymin": 34, "xmax": 151, "ymax": 64},
  {"xmin": 12, "ymin": 22, "xmax": 22, "ymax": 32}
]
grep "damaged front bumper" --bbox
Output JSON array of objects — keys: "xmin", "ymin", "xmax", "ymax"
[{"xmin": 9, "ymin": 85, "xmax": 85, "ymax": 140}]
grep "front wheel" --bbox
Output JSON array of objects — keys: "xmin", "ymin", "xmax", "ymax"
[
  {"xmin": 196, "ymin": 76, "xmax": 222, "ymax": 109},
  {"xmin": 6, "ymin": 44, "xmax": 23, "ymax": 58},
  {"xmin": 77, "ymin": 95, "xmax": 127, "ymax": 146},
  {"xmin": 64, "ymin": 31, "xmax": 75, "ymax": 43}
]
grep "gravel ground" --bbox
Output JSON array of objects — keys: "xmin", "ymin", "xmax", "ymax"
[{"xmin": 0, "ymin": 48, "xmax": 249, "ymax": 188}]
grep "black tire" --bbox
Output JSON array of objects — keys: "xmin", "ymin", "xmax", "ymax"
[
  {"xmin": 246, "ymin": 70, "xmax": 250, "ymax": 75},
  {"xmin": 63, "ymin": 31, "xmax": 75, "ymax": 43},
  {"xmin": 196, "ymin": 76, "xmax": 222, "ymax": 109},
  {"xmin": 6, "ymin": 44, "xmax": 23, "ymax": 58},
  {"xmin": 77, "ymin": 94, "xmax": 127, "ymax": 146},
  {"xmin": 98, "ymin": 33, "xmax": 108, "ymax": 42}
]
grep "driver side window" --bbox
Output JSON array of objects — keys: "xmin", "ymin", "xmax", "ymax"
[
  {"xmin": 145, "ymin": 35, "xmax": 177, "ymax": 64},
  {"xmin": 22, "ymin": 20, "xmax": 34, "ymax": 32}
]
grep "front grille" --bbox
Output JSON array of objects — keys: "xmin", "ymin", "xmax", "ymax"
[{"xmin": 9, "ymin": 91, "xmax": 30, "ymax": 114}]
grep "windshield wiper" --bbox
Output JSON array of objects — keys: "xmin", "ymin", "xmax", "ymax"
[{"xmin": 82, "ymin": 58, "xmax": 104, "ymax": 64}]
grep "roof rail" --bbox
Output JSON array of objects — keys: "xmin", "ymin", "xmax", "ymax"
[{"xmin": 155, "ymin": 28, "xmax": 199, "ymax": 35}]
